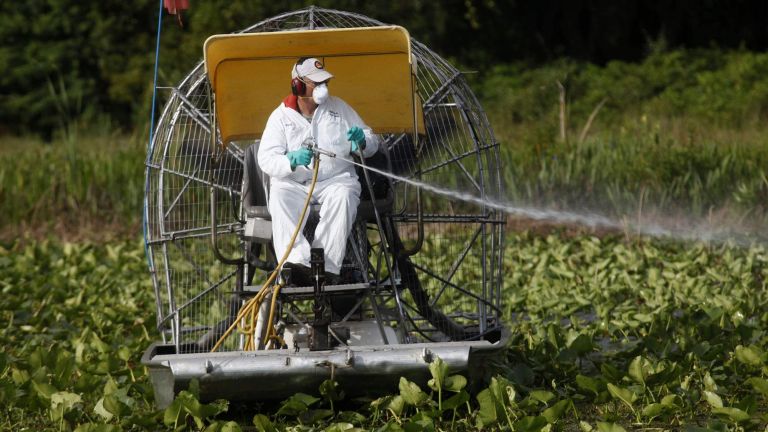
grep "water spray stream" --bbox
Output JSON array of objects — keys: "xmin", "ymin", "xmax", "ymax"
[{"xmin": 334, "ymin": 155, "xmax": 765, "ymax": 246}]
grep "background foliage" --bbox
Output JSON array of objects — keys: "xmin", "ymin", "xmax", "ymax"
[{"xmin": 2, "ymin": 0, "xmax": 768, "ymax": 138}]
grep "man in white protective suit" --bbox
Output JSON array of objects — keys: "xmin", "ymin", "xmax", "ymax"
[{"xmin": 257, "ymin": 57, "xmax": 380, "ymax": 285}]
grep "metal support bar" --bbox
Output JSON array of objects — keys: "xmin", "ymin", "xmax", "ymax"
[
  {"xmin": 164, "ymin": 166, "xmax": 201, "ymax": 220},
  {"xmin": 420, "ymin": 142, "xmax": 498, "ymax": 176},
  {"xmin": 429, "ymin": 225, "xmax": 482, "ymax": 307},
  {"xmin": 157, "ymin": 269, "xmax": 238, "ymax": 327},
  {"xmin": 147, "ymin": 163, "xmax": 240, "ymax": 195},
  {"xmin": 411, "ymin": 261, "xmax": 503, "ymax": 317}
]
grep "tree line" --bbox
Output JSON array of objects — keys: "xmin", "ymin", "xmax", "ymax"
[{"xmin": 1, "ymin": 0, "xmax": 766, "ymax": 139}]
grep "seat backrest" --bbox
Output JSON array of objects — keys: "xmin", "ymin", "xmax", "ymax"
[{"xmin": 242, "ymin": 143, "xmax": 271, "ymax": 218}]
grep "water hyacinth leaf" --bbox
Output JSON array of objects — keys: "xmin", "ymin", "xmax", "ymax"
[
  {"xmin": 252, "ymin": 413, "xmax": 277, "ymax": 432},
  {"xmin": 443, "ymin": 375, "xmax": 467, "ymax": 392},
  {"xmin": 103, "ymin": 393, "xmax": 131, "ymax": 417},
  {"xmin": 442, "ymin": 390, "xmax": 469, "ymax": 411},
  {"xmin": 703, "ymin": 390, "xmax": 723, "ymax": 408},
  {"xmin": 569, "ymin": 334, "xmax": 594, "ymax": 355},
  {"xmin": 50, "ymin": 391, "xmax": 82, "ymax": 421},
  {"xmin": 54, "ymin": 350, "xmax": 76, "ymax": 385},
  {"xmin": 388, "ymin": 395, "xmax": 405, "ymax": 417},
  {"xmin": 596, "ymin": 422, "xmax": 627, "ymax": 432},
  {"xmin": 11, "ymin": 367, "xmax": 29, "ymax": 386},
  {"xmin": 600, "ymin": 363, "xmax": 624, "ymax": 383},
  {"xmin": 188, "ymin": 379, "xmax": 201, "ymax": 398},
  {"xmin": 641, "ymin": 403, "xmax": 666, "ymax": 419},
  {"xmin": 103, "ymin": 376, "xmax": 119, "ymax": 396},
  {"xmin": 529, "ymin": 390, "xmax": 555, "ymax": 404},
  {"xmin": 32, "ymin": 380, "xmax": 58, "ymax": 400},
  {"xmin": 399, "ymin": 377, "xmax": 429, "ymax": 406},
  {"xmin": 542, "ymin": 399, "xmax": 571, "ymax": 423},
  {"xmin": 427, "ymin": 357, "xmax": 447, "ymax": 392},
  {"xmin": 93, "ymin": 397, "xmax": 113, "ymax": 421},
  {"xmin": 661, "ymin": 394, "xmax": 682, "ymax": 407},
  {"xmin": 607, "ymin": 384, "xmax": 637, "ymax": 410},
  {"xmin": 29, "ymin": 347, "xmax": 48, "ymax": 370},
  {"xmin": 476, "ymin": 389, "xmax": 498, "ymax": 428},
  {"xmin": 734, "ymin": 345, "xmax": 763, "ymax": 367},
  {"xmin": 628, "ymin": 356, "xmax": 651, "ymax": 386},
  {"xmin": 277, "ymin": 399, "xmax": 310, "ymax": 417},
  {"xmin": 220, "ymin": 421, "xmax": 244, "ymax": 432},
  {"xmin": 408, "ymin": 412, "xmax": 435, "ymax": 431},
  {"xmin": 278, "ymin": 392, "xmax": 319, "ymax": 416},
  {"xmin": 204, "ymin": 421, "xmax": 243, "ymax": 432},
  {"xmin": 116, "ymin": 346, "xmax": 132, "ymax": 362},
  {"xmin": 703, "ymin": 372, "xmax": 718, "ymax": 392},
  {"xmin": 514, "ymin": 415, "xmax": 548, "ymax": 432},
  {"xmin": 712, "ymin": 407, "xmax": 750, "ymax": 422},
  {"xmin": 576, "ymin": 374, "xmax": 603, "ymax": 395},
  {"xmin": 180, "ymin": 393, "xmax": 228, "ymax": 424},
  {"xmin": 337, "ymin": 411, "xmax": 367, "ymax": 425},
  {"xmin": 324, "ymin": 423, "xmax": 356, "ymax": 432},
  {"xmin": 73, "ymin": 424, "xmax": 121, "ymax": 432},
  {"xmin": 747, "ymin": 377, "xmax": 768, "ymax": 397},
  {"xmin": 163, "ymin": 398, "xmax": 184, "ymax": 427},
  {"xmin": 378, "ymin": 421, "xmax": 405, "ymax": 432},
  {"xmin": 490, "ymin": 376, "xmax": 516, "ymax": 406}
]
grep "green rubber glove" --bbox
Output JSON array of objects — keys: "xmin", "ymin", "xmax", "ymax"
[
  {"xmin": 347, "ymin": 126, "xmax": 366, "ymax": 153},
  {"xmin": 286, "ymin": 147, "xmax": 312, "ymax": 169}
]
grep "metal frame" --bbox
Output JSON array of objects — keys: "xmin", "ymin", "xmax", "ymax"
[{"xmin": 144, "ymin": 5, "xmax": 505, "ymax": 357}]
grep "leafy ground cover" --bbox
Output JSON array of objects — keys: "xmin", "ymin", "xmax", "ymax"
[{"xmin": 1, "ymin": 234, "xmax": 766, "ymax": 430}]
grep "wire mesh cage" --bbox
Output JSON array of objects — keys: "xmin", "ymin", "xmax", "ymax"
[{"xmin": 144, "ymin": 6, "xmax": 505, "ymax": 355}]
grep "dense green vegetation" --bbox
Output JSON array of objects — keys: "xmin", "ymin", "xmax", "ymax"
[
  {"xmin": 2, "ymin": 1, "xmax": 764, "ymax": 138},
  {"xmin": 0, "ymin": 135, "xmax": 144, "ymax": 240},
  {"xmin": 477, "ymin": 49, "xmax": 768, "ymax": 218},
  {"xmin": 2, "ymin": 234, "xmax": 766, "ymax": 430},
  {"xmin": 3, "ymin": 48, "xmax": 766, "ymax": 240}
]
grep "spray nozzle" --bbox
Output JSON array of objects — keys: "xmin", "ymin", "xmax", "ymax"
[{"xmin": 302, "ymin": 137, "xmax": 336, "ymax": 158}]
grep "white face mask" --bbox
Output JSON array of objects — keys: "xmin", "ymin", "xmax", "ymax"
[{"xmin": 312, "ymin": 84, "xmax": 329, "ymax": 105}]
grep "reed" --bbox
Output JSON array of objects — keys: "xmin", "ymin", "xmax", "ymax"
[{"xmin": 0, "ymin": 134, "xmax": 145, "ymax": 238}]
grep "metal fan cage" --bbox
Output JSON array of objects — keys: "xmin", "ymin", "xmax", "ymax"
[{"xmin": 144, "ymin": 6, "xmax": 505, "ymax": 352}]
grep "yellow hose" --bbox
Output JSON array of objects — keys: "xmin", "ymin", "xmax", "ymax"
[{"xmin": 211, "ymin": 155, "xmax": 321, "ymax": 353}]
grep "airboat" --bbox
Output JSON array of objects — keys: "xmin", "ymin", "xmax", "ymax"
[{"xmin": 142, "ymin": 7, "xmax": 508, "ymax": 408}]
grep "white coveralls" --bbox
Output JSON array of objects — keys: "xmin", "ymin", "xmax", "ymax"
[{"xmin": 257, "ymin": 95, "xmax": 380, "ymax": 274}]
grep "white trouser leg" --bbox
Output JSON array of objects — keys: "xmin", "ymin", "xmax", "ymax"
[
  {"xmin": 313, "ymin": 177, "xmax": 361, "ymax": 274},
  {"xmin": 268, "ymin": 181, "xmax": 312, "ymax": 267}
]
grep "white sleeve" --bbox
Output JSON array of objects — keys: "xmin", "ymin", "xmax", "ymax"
[
  {"xmin": 341, "ymin": 100, "xmax": 380, "ymax": 158},
  {"xmin": 257, "ymin": 110, "xmax": 294, "ymax": 179}
]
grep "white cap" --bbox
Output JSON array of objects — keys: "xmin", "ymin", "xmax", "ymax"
[{"xmin": 292, "ymin": 57, "xmax": 333, "ymax": 83}]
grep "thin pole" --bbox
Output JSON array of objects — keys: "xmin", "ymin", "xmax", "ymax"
[{"xmin": 144, "ymin": 0, "xmax": 165, "ymax": 268}]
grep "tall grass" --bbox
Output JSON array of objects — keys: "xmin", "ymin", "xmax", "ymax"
[
  {"xmin": 3, "ymin": 48, "xmax": 768, "ymax": 240},
  {"xmin": 475, "ymin": 48, "xmax": 768, "ymax": 223},
  {"xmin": 0, "ymin": 133, "xmax": 145, "ymax": 239}
]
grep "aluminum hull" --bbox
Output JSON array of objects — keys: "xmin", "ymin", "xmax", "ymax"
[{"xmin": 142, "ymin": 328, "xmax": 509, "ymax": 408}]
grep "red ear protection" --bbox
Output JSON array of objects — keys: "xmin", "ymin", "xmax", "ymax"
[
  {"xmin": 291, "ymin": 57, "xmax": 310, "ymax": 96},
  {"xmin": 291, "ymin": 77, "xmax": 306, "ymax": 96}
]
